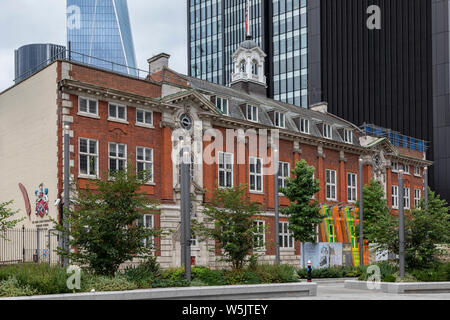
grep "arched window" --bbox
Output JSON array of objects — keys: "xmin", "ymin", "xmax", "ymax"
[
  {"xmin": 239, "ymin": 60, "xmax": 246, "ymax": 73},
  {"xmin": 252, "ymin": 60, "xmax": 258, "ymax": 75}
]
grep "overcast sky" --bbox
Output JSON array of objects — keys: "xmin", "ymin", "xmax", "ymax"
[{"xmin": 0, "ymin": 0, "xmax": 187, "ymax": 92}]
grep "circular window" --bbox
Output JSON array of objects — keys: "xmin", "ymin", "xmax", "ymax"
[{"xmin": 180, "ymin": 113, "xmax": 193, "ymax": 130}]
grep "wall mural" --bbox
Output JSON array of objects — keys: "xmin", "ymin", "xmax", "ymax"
[{"xmin": 319, "ymin": 205, "xmax": 369, "ymax": 267}]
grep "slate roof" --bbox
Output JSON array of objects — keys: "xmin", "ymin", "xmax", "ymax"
[{"xmin": 175, "ymin": 73, "xmax": 363, "ymax": 147}]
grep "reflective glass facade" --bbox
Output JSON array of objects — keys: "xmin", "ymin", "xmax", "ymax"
[
  {"xmin": 14, "ymin": 43, "xmax": 66, "ymax": 83},
  {"xmin": 188, "ymin": 0, "xmax": 309, "ymax": 107},
  {"xmin": 272, "ymin": 0, "xmax": 308, "ymax": 107},
  {"xmin": 67, "ymin": 0, "xmax": 137, "ymax": 76},
  {"xmin": 189, "ymin": 0, "xmax": 224, "ymax": 84}
]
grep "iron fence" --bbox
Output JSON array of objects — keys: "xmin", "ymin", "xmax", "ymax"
[{"xmin": 0, "ymin": 226, "xmax": 60, "ymax": 265}]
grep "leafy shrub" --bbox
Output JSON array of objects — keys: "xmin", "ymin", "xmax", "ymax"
[
  {"xmin": 359, "ymin": 262, "xmax": 398, "ymax": 282},
  {"xmin": 383, "ymin": 274, "xmax": 396, "ymax": 282},
  {"xmin": 162, "ymin": 267, "xmax": 185, "ymax": 281},
  {"xmin": 410, "ymin": 263, "xmax": 450, "ymax": 282},
  {"xmin": 123, "ymin": 256, "xmax": 162, "ymax": 288},
  {"xmin": 253, "ymin": 264, "xmax": 299, "ymax": 283},
  {"xmin": 81, "ymin": 274, "xmax": 138, "ymax": 292},
  {"xmin": 191, "ymin": 267, "xmax": 227, "ymax": 286},
  {"xmin": 0, "ymin": 263, "xmax": 69, "ymax": 294},
  {"xmin": 0, "ymin": 277, "xmax": 37, "ymax": 297}
]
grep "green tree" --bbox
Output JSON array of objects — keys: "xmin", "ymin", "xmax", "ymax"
[
  {"xmin": 55, "ymin": 162, "xmax": 160, "ymax": 276},
  {"xmin": 405, "ymin": 189, "xmax": 450, "ymax": 268},
  {"xmin": 279, "ymin": 160, "xmax": 321, "ymax": 243},
  {"xmin": 0, "ymin": 201, "xmax": 24, "ymax": 240},
  {"xmin": 361, "ymin": 182, "xmax": 450, "ymax": 270},
  {"xmin": 357, "ymin": 179, "xmax": 397, "ymax": 253},
  {"xmin": 194, "ymin": 184, "xmax": 261, "ymax": 270}
]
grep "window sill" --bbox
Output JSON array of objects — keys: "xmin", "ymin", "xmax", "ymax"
[
  {"xmin": 77, "ymin": 112, "xmax": 100, "ymax": 119},
  {"xmin": 143, "ymin": 182, "xmax": 156, "ymax": 186},
  {"xmin": 280, "ymin": 247, "xmax": 295, "ymax": 252},
  {"xmin": 249, "ymin": 191, "xmax": 264, "ymax": 195},
  {"xmin": 108, "ymin": 118, "xmax": 129, "ymax": 125},
  {"xmin": 135, "ymin": 123, "xmax": 154, "ymax": 129},
  {"xmin": 78, "ymin": 174, "xmax": 99, "ymax": 180}
]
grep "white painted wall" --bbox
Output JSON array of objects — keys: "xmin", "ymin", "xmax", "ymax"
[{"xmin": 0, "ymin": 64, "xmax": 59, "ymax": 229}]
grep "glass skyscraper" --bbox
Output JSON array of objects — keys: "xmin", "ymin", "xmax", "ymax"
[
  {"xmin": 67, "ymin": 0, "xmax": 138, "ymax": 76},
  {"xmin": 188, "ymin": 0, "xmax": 309, "ymax": 107}
]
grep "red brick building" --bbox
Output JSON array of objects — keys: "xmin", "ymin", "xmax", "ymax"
[{"xmin": 0, "ymin": 43, "xmax": 431, "ymax": 268}]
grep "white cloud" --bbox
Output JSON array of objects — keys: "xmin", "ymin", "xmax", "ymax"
[{"xmin": 0, "ymin": 0, "xmax": 187, "ymax": 92}]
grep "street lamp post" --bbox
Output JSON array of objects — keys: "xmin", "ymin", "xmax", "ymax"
[
  {"xmin": 63, "ymin": 123, "xmax": 70, "ymax": 267},
  {"xmin": 398, "ymin": 169, "xmax": 405, "ymax": 277},
  {"xmin": 358, "ymin": 158, "xmax": 364, "ymax": 267},
  {"xmin": 180, "ymin": 149, "xmax": 191, "ymax": 281},
  {"xmin": 274, "ymin": 147, "xmax": 280, "ymax": 264},
  {"xmin": 424, "ymin": 166, "xmax": 429, "ymax": 214}
]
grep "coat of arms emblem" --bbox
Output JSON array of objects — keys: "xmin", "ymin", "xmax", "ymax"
[{"xmin": 35, "ymin": 183, "xmax": 49, "ymax": 218}]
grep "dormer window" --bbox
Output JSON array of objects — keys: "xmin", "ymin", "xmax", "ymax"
[
  {"xmin": 240, "ymin": 60, "xmax": 246, "ymax": 73},
  {"xmin": 252, "ymin": 60, "xmax": 258, "ymax": 75},
  {"xmin": 323, "ymin": 124, "xmax": 333, "ymax": 139},
  {"xmin": 274, "ymin": 111, "xmax": 285, "ymax": 128},
  {"xmin": 216, "ymin": 97, "xmax": 229, "ymax": 115},
  {"xmin": 300, "ymin": 118, "xmax": 310, "ymax": 134},
  {"xmin": 344, "ymin": 129, "xmax": 353, "ymax": 144},
  {"xmin": 246, "ymin": 105, "xmax": 258, "ymax": 122}
]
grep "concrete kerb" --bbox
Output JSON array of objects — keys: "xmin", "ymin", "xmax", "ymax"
[
  {"xmin": 0, "ymin": 282, "xmax": 318, "ymax": 300},
  {"xmin": 344, "ymin": 280, "xmax": 450, "ymax": 294}
]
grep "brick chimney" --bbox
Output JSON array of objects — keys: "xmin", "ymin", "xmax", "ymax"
[{"xmin": 147, "ymin": 53, "xmax": 170, "ymax": 74}]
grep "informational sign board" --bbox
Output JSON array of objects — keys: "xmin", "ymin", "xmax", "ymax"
[{"xmin": 304, "ymin": 243, "xmax": 343, "ymax": 269}]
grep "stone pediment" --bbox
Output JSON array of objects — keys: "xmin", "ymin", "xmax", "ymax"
[{"xmin": 161, "ymin": 89, "xmax": 221, "ymax": 116}]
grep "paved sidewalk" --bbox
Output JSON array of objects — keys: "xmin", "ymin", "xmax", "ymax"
[{"xmin": 258, "ymin": 282, "xmax": 450, "ymax": 300}]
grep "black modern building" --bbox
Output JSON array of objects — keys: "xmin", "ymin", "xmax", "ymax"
[
  {"xmin": 14, "ymin": 43, "xmax": 66, "ymax": 83},
  {"xmin": 187, "ymin": 0, "xmax": 449, "ymax": 201},
  {"xmin": 432, "ymin": 0, "xmax": 450, "ymax": 202}
]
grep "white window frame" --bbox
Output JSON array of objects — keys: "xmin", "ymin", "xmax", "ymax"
[
  {"xmin": 253, "ymin": 220, "xmax": 265, "ymax": 250},
  {"xmin": 216, "ymin": 97, "xmax": 229, "ymax": 115},
  {"xmin": 78, "ymin": 96, "xmax": 98, "ymax": 117},
  {"xmin": 392, "ymin": 162, "xmax": 399, "ymax": 172},
  {"xmin": 136, "ymin": 147, "xmax": 154, "ymax": 184},
  {"xmin": 402, "ymin": 164, "xmax": 410, "ymax": 175},
  {"xmin": 392, "ymin": 185, "xmax": 399, "ymax": 209},
  {"xmin": 414, "ymin": 189, "xmax": 421, "ymax": 208},
  {"xmin": 279, "ymin": 221, "xmax": 294, "ymax": 249},
  {"xmin": 323, "ymin": 124, "xmax": 333, "ymax": 139},
  {"xmin": 344, "ymin": 129, "xmax": 353, "ymax": 144},
  {"xmin": 300, "ymin": 118, "xmax": 310, "ymax": 134},
  {"xmin": 218, "ymin": 151, "xmax": 233, "ymax": 188},
  {"xmin": 108, "ymin": 103, "xmax": 127, "ymax": 122},
  {"xmin": 326, "ymin": 169, "xmax": 337, "ymax": 201},
  {"xmin": 78, "ymin": 138, "xmax": 99, "ymax": 178},
  {"xmin": 246, "ymin": 104, "xmax": 258, "ymax": 123},
  {"xmin": 414, "ymin": 166, "xmax": 421, "ymax": 177},
  {"xmin": 274, "ymin": 111, "xmax": 286, "ymax": 128},
  {"xmin": 278, "ymin": 161, "xmax": 290, "ymax": 190},
  {"xmin": 403, "ymin": 187, "xmax": 411, "ymax": 209},
  {"xmin": 347, "ymin": 173, "xmax": 357, "ymax": 203},
  {"xmin": 249, "ymin": 156, "xmax": 263, "ymax": 192},
  {"xmin": 108, "ymin": 142, "xmax": 127, "ymax": 173},
  {"xmin": 136, "ymin": 109, "xmax": 153, "ymax": 127}
]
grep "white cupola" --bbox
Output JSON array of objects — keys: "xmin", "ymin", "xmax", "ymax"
[{"xmin": 230, "ymin": 38, "xmax": 267, "ymax": 89}]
